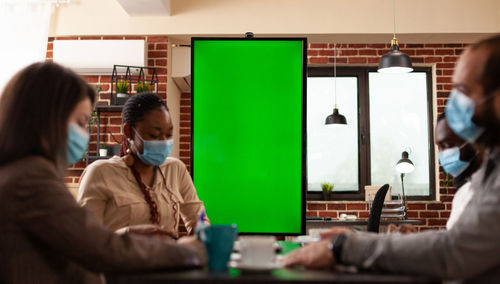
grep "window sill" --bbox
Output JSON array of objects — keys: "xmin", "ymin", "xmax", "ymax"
[{"xmin": 308, "ymin": 200, "xmax": 368, "ymax": 204}]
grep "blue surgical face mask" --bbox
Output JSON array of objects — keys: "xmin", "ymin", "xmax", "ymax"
[
  {"xmin": 438, "ymin": 146, "xmax": 470, "ymax": 177},
  {"xmin": 67, "ymin": 122, "xmax": 89, "ymax": 165},
  {"xmin": 133, "ymin": 129, "xmax": 173, "ymax": 166},
  {"xmin": 445, "ymin": 89, "xmax": 485, "ymax": 142}
]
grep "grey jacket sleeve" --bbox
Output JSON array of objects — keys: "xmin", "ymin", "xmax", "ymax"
[
  {"xmin": 342, "ymin": 168, "xmax": 500, "ymax": 280},
  {"xmin": 13, "ymin": 157, "xmax": 204, "ymax": 273}
]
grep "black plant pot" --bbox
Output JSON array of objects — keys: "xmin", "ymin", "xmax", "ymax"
[
  {"xmin": 107, "ymin": 145, "xmax": 122, "ymax": 156},
  {"xmin": 322, "ymin": 192, "xmax": 331, "ymax": 201},
  {"xmin": 113, "ymin": 95, "xmax": 130, "ymax": 105}
]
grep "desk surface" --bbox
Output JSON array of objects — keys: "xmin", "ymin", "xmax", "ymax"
[
  {"xmin": 107, "ymin": 268, "xmax": 438, "ymax": 284},
  {"xmin": 307, "ymin": 219, "xmax": 422, "ymax": 226}
]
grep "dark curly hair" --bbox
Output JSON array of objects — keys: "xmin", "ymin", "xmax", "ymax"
[{"xmin": 120, "ymin": 93, "xmax": 169, "ymax": 155}]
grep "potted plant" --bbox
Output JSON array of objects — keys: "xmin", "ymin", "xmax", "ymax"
[
  {"xmin": 116, "ymin": 80, "xmax": 129, "ymax": 98},
  {"xmin": 136, "ymin": 82, "xmax": 150, "ymax": 93},
  {"xmin": 321, "ymin": 182, "xmax": 334, "ymax": 201},
  {"xmin": 441, "ymin": 173, "xmax": 453, "ymax": 189},
  {"xmin": 99, "ymin": 143, "xmax": 108, "ymax": 157}
]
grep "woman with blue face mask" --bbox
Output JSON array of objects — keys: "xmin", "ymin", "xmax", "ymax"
[
  {"xmin": 78, "ymin": 93, "xmax": 209, "ymax": 237},
  {"xmin": 0, "ymin": 63, "xmax": 206, "ymax": 283}
]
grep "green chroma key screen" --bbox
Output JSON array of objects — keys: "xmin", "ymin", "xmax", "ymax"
[{"xmin": 191, "ymin": 38, "xmax": 306, "ymax": 234}]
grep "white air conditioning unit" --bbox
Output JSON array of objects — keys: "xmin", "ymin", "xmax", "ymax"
[
  {"xmin": 53, "ymin": 40, "xmax": 145, "ymax": 75},
  {"xmin": 172, "ymin": 46, "xmax": 191, "ymax": 93}
]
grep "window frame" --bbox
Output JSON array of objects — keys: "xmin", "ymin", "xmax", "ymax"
[{"xmin": 306, "ymin": 66, "xmax": 436, "ymax": 201}]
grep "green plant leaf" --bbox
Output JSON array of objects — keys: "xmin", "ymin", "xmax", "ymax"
[{"xmin": 117, "ymin": 80, "xmax": 129, "ymax": 93}]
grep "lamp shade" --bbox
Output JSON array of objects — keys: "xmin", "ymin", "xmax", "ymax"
[
  {"xmin": 395, "ymin": 151, "xmax": 415, "ymax": 174},
  {"xmin": 325, "ymin": 107, "xmax": 347, "ymax": 125},
  {"xmin": 378, "ymin": 39, "xmax": 413, "ymax": 73}
]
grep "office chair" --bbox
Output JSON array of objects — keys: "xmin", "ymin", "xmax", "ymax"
[{"xmin": 367, "ymin": 184, "xmax": 390, "ymax": 233}]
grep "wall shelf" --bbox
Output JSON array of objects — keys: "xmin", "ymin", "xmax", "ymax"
[
  {"xmin": 85, "ymin": 105, "xmax": 124, "ymax": 166},
  {"xmin": 111, "ymin": 64, "xmax": 158, "ymax": 105}
]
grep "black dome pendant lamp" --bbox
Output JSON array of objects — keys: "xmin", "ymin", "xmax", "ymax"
[
  {"xmin": 378, "ymin": 0, "xmax": 413, "ymax": 73},
  {"xmin": 325, "ymin": 44, "xmax": 347, "ymax": 126}
]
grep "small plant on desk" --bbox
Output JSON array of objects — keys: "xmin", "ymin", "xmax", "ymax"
[
  {"xmin": 99, "ymin": 143, "xmax": 108, "ymax": 157},
  {"xmin": 321, "ymin": 182, "xmax": 334, "ymax": 201}
]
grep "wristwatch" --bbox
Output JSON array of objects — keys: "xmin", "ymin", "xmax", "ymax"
[{"xmin": 328, "ymin": 233, "xmax": 347, "ymax": 264}]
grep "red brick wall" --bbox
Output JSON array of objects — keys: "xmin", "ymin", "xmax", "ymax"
[
  {"xmin": 52, "ymin": 38, "xmax": 463, "ymax": 232},
  {"xmin": 46, "ymin": 35, "xmax": 169, "ymax": 184},
  {"xmin": 179, "ymin": 92, "xmax": 192, "ymax": 169},
  {"xmin": 307, "ymin": 43, "xmax": 464, "ymax": 231},
  {"xmin": 178, "ymin": 42, "xmax": 466, "ymax": 231}
]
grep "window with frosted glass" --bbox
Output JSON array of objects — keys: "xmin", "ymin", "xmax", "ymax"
[
  {"xmin": 307, "ymin": 77, "xmax": 359, "ymax": 192},
  {"xmin": 369, "ymin": 72, "xmax": 431, "ymax": 196}
]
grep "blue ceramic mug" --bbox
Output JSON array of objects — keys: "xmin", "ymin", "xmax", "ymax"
[{"xmin": 197, "ymin": 224, "xmax": 237, "ymax": 271}]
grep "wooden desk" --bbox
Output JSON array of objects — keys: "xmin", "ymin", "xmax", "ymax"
[
  {"xmin": 107, "ymin": 268, "xmax": 438, "ymax": 284},
  {"xmin": 307, "ymin": 219, "xmax": 422, "ymax": 226},
  {"xmin": 306, "ymin": 219, "xmax": 422, "ymax": 233}
]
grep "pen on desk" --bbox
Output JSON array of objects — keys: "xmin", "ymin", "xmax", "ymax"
[
  {"xmin": 198, "ymin": 210, "xmax": 206, "ymax": 223},
  {"xmin": 195, "ymin": 209, "xmax": 207, "ymax": 233}
]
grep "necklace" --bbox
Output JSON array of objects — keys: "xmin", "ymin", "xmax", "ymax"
[
  {"xmin": 129, "ymin": 165, "xmax": 161, "ymax": 225},
  {"xmin": 128, "ymin": 164, "xmax": 180, "ymax": 229}
]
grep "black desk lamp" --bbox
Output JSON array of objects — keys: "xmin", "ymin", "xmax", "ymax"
[{"xmin": 395, "ymin": 151, "xmax": 415, "ymax": 219}]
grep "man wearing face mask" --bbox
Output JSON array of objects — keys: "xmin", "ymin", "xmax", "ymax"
[
  {"xmin": 388, "ymin": 114, "xmax": 482, "ymax": 234},
  {"xmin": 391, "ymin": 113, "xmax": 483, "ymax": 234},
  {"xmin": 436, "ymin": 114, "xmax": 482, "ymax": 229},
  {"xmin": 283, "ymin": 35, "xmax": 500, "ymax": 282}
]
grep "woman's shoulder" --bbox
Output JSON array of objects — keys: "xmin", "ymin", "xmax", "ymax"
[
  {"xmin": 1, "ymin": 156, "xmax": 59, "ymax": 179},
  {"xmin": 81, "ymin": 156, "xmax": 128, "ymax": 180},
  {"xmin": 161, "ymin": 157, "xmax": 187, "ymax": 172},
  {"xmin": 85, "ymin": 156, "xmax": 126, "ymax": 171},
  {"xmin": 0, "ymin": 156, "xmax": 64, "ymax": 195}
]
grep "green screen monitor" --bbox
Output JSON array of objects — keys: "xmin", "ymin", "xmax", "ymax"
[{"xmin": 191, "ymin": 37, "xmax": 306, "ymax": 235}]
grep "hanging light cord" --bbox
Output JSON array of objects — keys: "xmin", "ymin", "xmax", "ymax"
[
  {"xmin": 393, "ymin": 0, "xmax": 396, "ymax": 38},
  {"xmin": 334, "ymin": 43, "xmax": 337, "ymax": 108}
]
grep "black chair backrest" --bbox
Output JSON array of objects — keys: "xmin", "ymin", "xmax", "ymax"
[{"xmin": 367, "ymin": 184, "xmax": 390, "ymax": 233}]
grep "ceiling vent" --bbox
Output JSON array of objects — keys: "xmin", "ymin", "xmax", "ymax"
[
  {"xmin": 116, "ymin": 0, "xmax": 171, "ymax": 16},
  {"xmin": 172, "ymin": 46, "xmax": 191, "ymax": 93}
]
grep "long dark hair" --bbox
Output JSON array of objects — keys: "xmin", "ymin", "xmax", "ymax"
[
  {"xmin": 120, "ymin": 93, "xmax": 168, "ymax": 156},
  {"xmin": 0, "ymin": 62, "xmax": 95, "ymax": 167}
]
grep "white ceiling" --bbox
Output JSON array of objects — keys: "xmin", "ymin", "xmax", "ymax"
[{"xmin": 50, "ymin": 0, "xmax": 500, "ymax": 43}]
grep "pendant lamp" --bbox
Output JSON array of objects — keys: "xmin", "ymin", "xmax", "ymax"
[
  {"xmin": 325, "ymin": 44, "xmax": 347, "ymax": 125},
  {"xmin": 378, "ymin": 0, "xmax": 413, "ymax": 73}
]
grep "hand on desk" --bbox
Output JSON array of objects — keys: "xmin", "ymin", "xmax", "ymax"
[
  {"xmin": 387, "ymin": 224, "xmax": 417, "ymax": 234},
  {"xmin": 281, "ymin": 238, "xmax": 335, "ymax": 268},
  {"xmin": 319, "ymin": 227, "xmax": 353, "ymax": 240},
  {"xmin": 177, "ymin": 235, "xmax": 208, "ymax": 266},
  {"xmin": 282, "ymin": 227, "xmax": 352, "ymax": 268}
]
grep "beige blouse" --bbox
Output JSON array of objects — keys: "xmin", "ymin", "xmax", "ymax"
[{"xmin": 77, "ymin": 156, "xmax": 207, "ymax": 234}]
